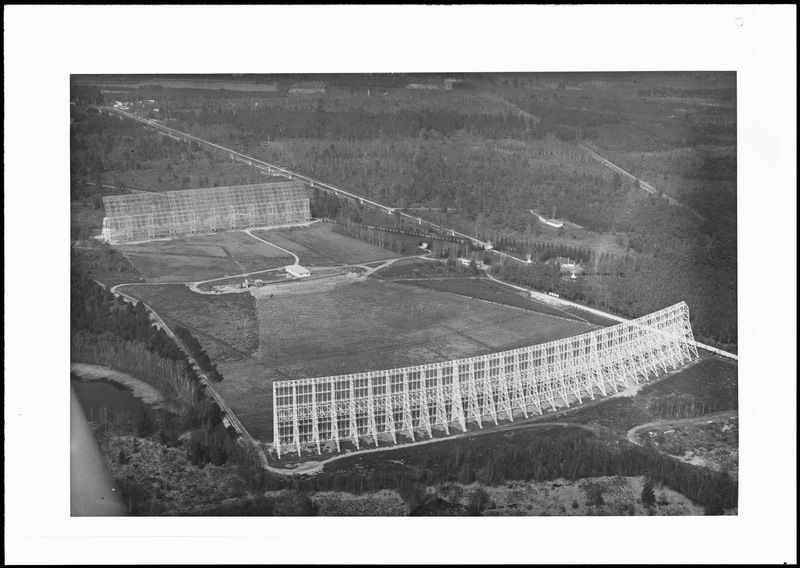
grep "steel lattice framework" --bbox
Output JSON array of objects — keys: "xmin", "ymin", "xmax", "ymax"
[
  {"xmin": 101, "ymin": 182, "xmax": 310, "ymax": 243},
  {"xmin": 272, "ymin": 301, "xmax": 699, "ymax": 458}
]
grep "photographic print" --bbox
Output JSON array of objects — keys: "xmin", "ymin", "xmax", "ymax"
[
  {"xmin": 69, "ymin": 70, "xmax": 739, "ymax": 517},
  {"xmin": 7, "ymin": 5, "xmax": 796, "ymax": 565}
]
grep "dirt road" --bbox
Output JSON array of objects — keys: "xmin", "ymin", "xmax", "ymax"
[{"xmin": 625, "ymin": 410, "xmax": 739, "ymax": 447}]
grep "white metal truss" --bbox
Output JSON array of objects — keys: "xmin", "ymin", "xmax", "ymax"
[
  {"xmin": 273, "ymin": 301, "xmax": 700, "ymax": 458},
  {"xmin": 101, "ymin": 181, "xmax": 310, "ymax": 243}
]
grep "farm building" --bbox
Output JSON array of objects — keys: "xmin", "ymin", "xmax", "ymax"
[
  {"xmin": 535, "ymin": 213, "xmax": 564, "ymax": 228},
  {"xmin": 549, "ymin": 257, "xmax": 578, "ymax": 269},
  {"xmin": 547, "ymin": 257, "xmax": 584, "ymax": 278},
  {"xmin": 286, "ymin": 265, "xmax": 311, "ymax": 278}
]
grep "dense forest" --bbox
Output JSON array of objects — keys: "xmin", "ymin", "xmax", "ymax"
[
  {"xmin": 234, "ymin": 426, "xmax": 736, "ymax": 515},
  {"xmin": 71, "ymin": 271, "xmax": 183, "ymax": 361},
  {"xmin": 71, "ymin": 73, "xmax": 738, "ymax": 346},
  {"xmin": 174, "ymin": 106, "xmax": 534, "ymax": 143},
  {"xmin": 174, "ymin": 326, "xmax": 224, "ymax": 383},
  {"xmin": 71, "ymin": 271, "xmax": 240, "ymax": 466},
  {"xmin": 176, "ymin": 89, "xmax": 733, "ymax": 344}
]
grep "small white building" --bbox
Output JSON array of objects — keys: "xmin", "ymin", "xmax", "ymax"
[
  {"xmin": 286, "ymin": 265, "xmax": 311, "ymax": 278},
  {"xmin": 458, "ymin": 258, "xmax": 472, "ymax": 267},
  {"xmin": 536, "ymin": 213, "xmax": 564, "ymax": 228}
]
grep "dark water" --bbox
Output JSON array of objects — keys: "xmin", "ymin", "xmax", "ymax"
[{"xmin": 70, "ymin": 374, "xmax": 147, "ymax": 423}]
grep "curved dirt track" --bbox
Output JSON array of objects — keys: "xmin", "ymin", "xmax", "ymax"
[{"xmin": 626, "ymin": 410, "xmax": 739, "ymax": 447}]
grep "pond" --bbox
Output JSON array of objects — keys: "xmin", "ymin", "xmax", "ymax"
[{"xmin": 70, "ymin": 374, "xmax": 148, "ymax": 423}]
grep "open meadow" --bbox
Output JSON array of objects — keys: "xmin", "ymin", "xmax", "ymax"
[
  {"xmin": 116, "ymin": 230, "xmax": 292, "ymax": 283},
  {"xmin": 386, "ymin": 275, "xmax": 588, "ymax": 322},
  {"xmin": 114, "ymin": 222, "xmax": 399, "ymax": 285},
  {"xmin": 252, "ymin": 222, "xmax": 400, "ymax": 266},
  {"xmin": 124, "ymin": 271, "xmax": 596, "ymax": 442}
]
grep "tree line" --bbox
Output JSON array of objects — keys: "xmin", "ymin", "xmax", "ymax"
[
  {"xmin": 244, "ymin": 426, "xmax": 736, "ymax": 514},
  {"xmin": 145, "ymin": 91, "xmax": 737, "ymax": 344},
  {"xmin": 174, "ymin": 106, "xmax": 534, "ymax": 143},
  {"xmin": 71, "ymin": 271, "xmax": 183, "ymax": 361},
  {"xmin": 173, "ymin": 326, "xmax": 224, "ymax": 382}
]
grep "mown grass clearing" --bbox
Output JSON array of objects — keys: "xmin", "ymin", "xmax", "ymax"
[
  {"xmin": 254, "ymin": 279, "xmax": 593, "ymax": 379},
  {"xmin": 374, "ymin": 260, "xmax": 464, "ymax": 279},
  {"xmin": 119, "ymin": 277, "xmax": 593, "ymax": 442},
  {"xmin": 253, "ymin": 222, "xmax": 400, "ymax": 267},
  {"xmin": 125, "ymin": 262, "xmax": 594, "ymax": 441},
  {"xmin": 250, "ymin": 279, "xmax": 594, "ymax": 439},
  {"xmin": 122, "ymin": 284, "xmax": 260, "ymax": 361},
  {"xmin": 391, "ymin": 276, "xmax": 585, "ymax": 322},
  {"xmin": 117, "ymin": 231, "xmax": 291, "ymax": 282}
]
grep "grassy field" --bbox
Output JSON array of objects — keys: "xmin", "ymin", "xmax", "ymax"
[
  {"xmin": 252, "ymin": 222, "xmax": 400, "ymax": 266},
  {"xmin": 374, "ymin": 260, "xmax": 470, "ymax": 279},
  {"xmin": 121, "ymin": 284, "xmax": 260, "ymax": 361},
  {"xmin": 561, "ymin": 306, "xmax": 618, "ymax": 327},
  {"xmin": 246, "ymin": 279, "xmax": 593, "ymax": 439},
  {"xmin": 120, "ymin": 275, "xmax": 593, "ymax": 443},
  {"xmin": 112, "ymin": 221, "xmax": 397, "ymax": 284},
  {"xmin": 253, "ymin": 279, "xmax": 594, "ymax": 378},
  {"xmin": 390, "ymin": 276, "xmax": 586, "ymax": 322},
  {"xmin": 375, "ymin": 261, "xmax": 594, "ymax": 323},
  {"xmin": 116, "ymin": 231, "xmax": 292, "ymax": 283}
]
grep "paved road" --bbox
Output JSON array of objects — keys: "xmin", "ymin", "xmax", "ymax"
[{"xmin": 244, "ymin": 227, "xmax": 300, "ymax": 265}]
